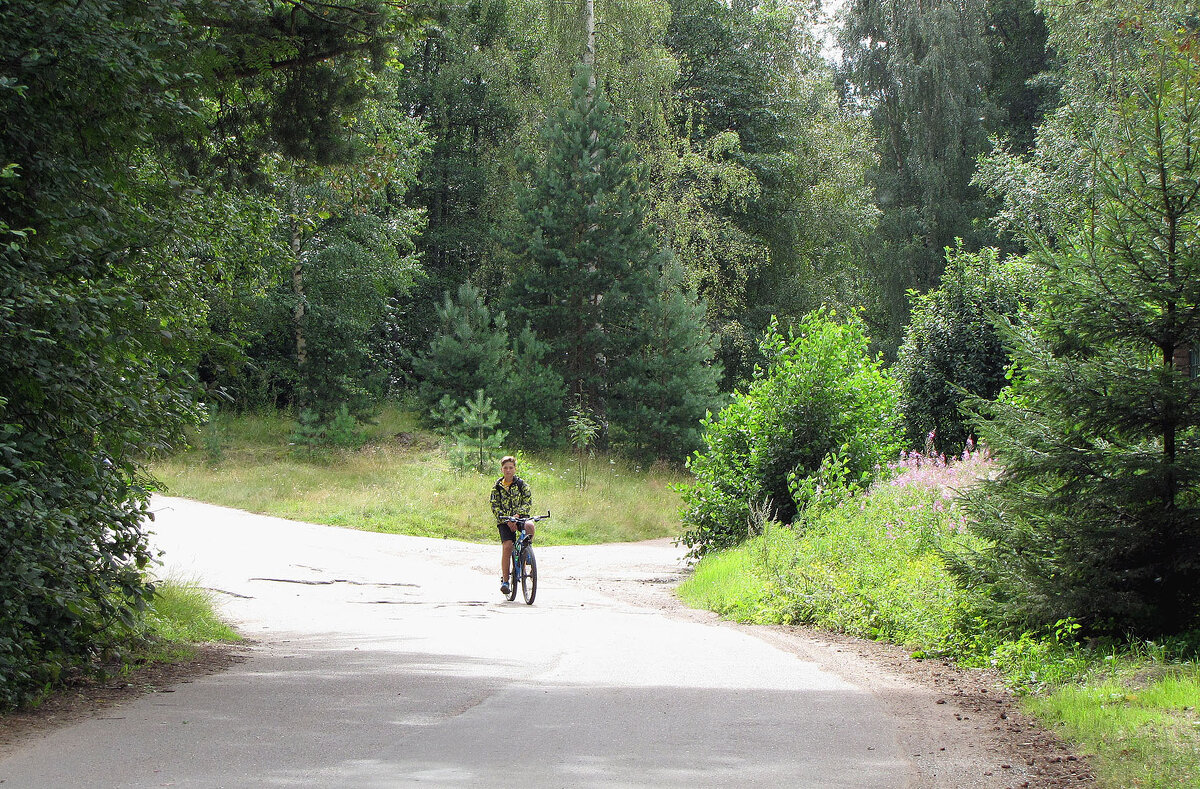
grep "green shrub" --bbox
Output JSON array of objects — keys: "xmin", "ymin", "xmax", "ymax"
[
  {"xmin": 203, "ymin": 402, "xmax": 226, "ymax": 464},
  {"xmin": 682, "ymin": 448, "xmax": 994, "ymax": 650},
  {"xmin": 895, "ymin": 244, "xmax": 1032, "ymax": 454},
  {"xmin": 679, "ymin": 308, "xmax": 903, "ymax": 556},
  {"xmin": 492, "ymin": 325, "xmax": 567, "ymax": 448}
]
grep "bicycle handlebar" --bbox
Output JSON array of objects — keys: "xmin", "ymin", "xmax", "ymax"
[{"xmin": 498, "ymin": 511, "xmax": 550, "ymax": 523}]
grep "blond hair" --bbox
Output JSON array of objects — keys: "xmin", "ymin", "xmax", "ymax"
[{"xmin": 501, "ymin": 455, "xmax": 516, "ymax": 466}]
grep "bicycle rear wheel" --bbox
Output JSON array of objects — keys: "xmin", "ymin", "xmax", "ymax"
[{"xmin": 521, "ymin": 548, "xmax": 537, "ymax": 605}]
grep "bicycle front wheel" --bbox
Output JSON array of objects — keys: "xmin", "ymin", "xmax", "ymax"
[
  {"xmin": 521, "ymin": 548, "xmax": 537, "ymax": 605},
  {"xmin": 507, "ymin": 550, "xmax": 519, "ymax": 601}
]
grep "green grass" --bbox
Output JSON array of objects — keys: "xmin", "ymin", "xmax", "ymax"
[
  {"xmin": 124, "ymin": 579, "xmax": 241, "ymax": 667},
  {"xmin": 1027, "ymin": 664, "xmax": 1200, "ymax": 788},
  {"xmin": 677, "ymin": 546, "xmax": 766, "ymax": 620},
  {"xmin": 154, "ymin": 405, "xmax": 686, "ymax": 545},
  {"xmin": 144, "ymin": 579, "xmax": 241, "ymax": 646}
]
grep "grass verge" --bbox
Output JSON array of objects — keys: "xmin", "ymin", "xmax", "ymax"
[
  {"xmin": 154, "ymin": 405, "xmax": 685, "ymax": 545},
  {"xmin": 137, "ymin": 579, "xmax": 241, "ymax": 662},
  {"xmin": 1026, "ymin": 663, "xmax": 1200, "ymax": 788}
]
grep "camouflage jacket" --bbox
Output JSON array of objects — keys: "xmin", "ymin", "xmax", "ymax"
[{"xmin": 490, "ymin": 476, "xmax": 532, "ymax": 522}]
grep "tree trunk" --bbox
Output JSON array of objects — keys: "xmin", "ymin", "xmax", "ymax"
[
  {"xmin": 291, "ymin": 218, "xmax": 307, "ymax": 374},
  {"xmin": 583, "ymin": 0, "xmax": 596, "ymax": 98}
]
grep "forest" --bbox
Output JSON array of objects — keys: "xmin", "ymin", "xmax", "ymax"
[{"xmin": 2, "ymin": 0, "xmax": 1198, "ymax": 711}]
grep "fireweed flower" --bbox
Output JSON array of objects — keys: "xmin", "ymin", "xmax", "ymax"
[{"xmin": 875, "ymin": 445, "xmax": 995, "ymax": 511}]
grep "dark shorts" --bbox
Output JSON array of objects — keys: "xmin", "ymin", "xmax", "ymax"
[{"xmin": 497, "ymin": 522, "xmax": 518, "ymax": 543}]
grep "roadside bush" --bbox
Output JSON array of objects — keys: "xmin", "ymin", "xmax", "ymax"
[
  {"xmin": 680, "ymin": 447, "xmax": 992, "ymax": 646},
  {"xmin": 680, "ymin": 441, "xmax": 1200, "ymax": 789},
  {"xmin": 895, "ymin": 244, "xmax": 1032, "ymax": 454},
  {"xmin": 679, "ymin": 309, "xmax": 903, "ymax": 556}
]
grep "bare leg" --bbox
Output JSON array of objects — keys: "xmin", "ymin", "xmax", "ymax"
[{"xmin": 501, "ymin": 540, "xmax": 514, "ymax": 584}]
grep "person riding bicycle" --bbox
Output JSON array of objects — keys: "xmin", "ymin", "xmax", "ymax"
[{"xmin": 491, "ymin": 455, "xmax": 535, "ymax": 596}]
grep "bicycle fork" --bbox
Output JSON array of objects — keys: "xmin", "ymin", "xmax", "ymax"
[{"xmin": 511, "ymin": 533, "xmax": 525, "ymax": 584}]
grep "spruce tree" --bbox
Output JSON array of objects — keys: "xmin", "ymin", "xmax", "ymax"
[
  {"xmin": 411, "ymin": 283, "xmax": 510, "ymax": 414},
  {"xmin": 610, "ymin": 257, "xmax": 723, "ymax": 460},
  {"xmin": 506, "ymin": 67, "xmax": 661, "ymax": 414},
  {"xmin": 954, "ymin": 11, "xmax": 1200, "ymax": 637}
]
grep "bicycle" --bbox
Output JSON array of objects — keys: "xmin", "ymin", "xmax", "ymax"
[{"xmin": 499, "ymin": 511, "xmax": 549, "ymax": 604}]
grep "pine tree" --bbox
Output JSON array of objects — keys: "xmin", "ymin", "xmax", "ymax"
[
  {"xmin": 610, "ymin": 257, "xmax": 723, "ymax": 460},
  {"xmin": 493, "ymin": 324, "xmax": 567, "ymax": 448},
  {"xmin": 411, "ymin": 282, "xmax": 511, "ymax": 414},
  {"xmin": 450, "ymin": 390, "xmax": 508, "ymax": 474},
  {"xmin": 506, "ymin": 67, "xmax": 662, "ymax": 414},
  {"xmin": 954, "ymin": 11, "xmax": 1200, "ymax": 637},
  {"xmin": 412, "ymin": 283, "xmax": 566, "ymax": 447}
]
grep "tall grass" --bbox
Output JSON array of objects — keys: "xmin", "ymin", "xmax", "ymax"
[
  {"xmin": 153, "ymin": 405, "xmax": 686, "ymax": 545},
  {"xmin": 677, "ymin": 547, "xmax": 765, "ymax": 620},
  {"xmin": 681, "ymin": 448, "xmax": 990, "ymax": 649},
  {"xmin": 144, "ymin": 579, "xmax": 240, "ymax": 646}
]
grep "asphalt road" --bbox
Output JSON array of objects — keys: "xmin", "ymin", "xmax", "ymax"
[{"xmin": 0, "ymin": 497, "xmax": 915, "ymax": 788}]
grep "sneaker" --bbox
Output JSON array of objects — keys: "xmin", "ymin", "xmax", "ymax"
[{"xmin": 500, "ymin": 580, "xmax": 511, "ymax": 595}]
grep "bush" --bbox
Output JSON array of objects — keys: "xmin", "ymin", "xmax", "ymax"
[
  {"xmin": 442, "ymin": 390, "xmax": 508, "ymax": 474},
  {"xmin": 680, "ymin": 446, "xmax": 994, "ymax": 648},
  {"xmin": 679, "ymin": 309, "xmax": 903, "ymax": 556},
  {"xmin": 895, "ymin": 244, "xmax": 1032, "ymax": 454}
]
